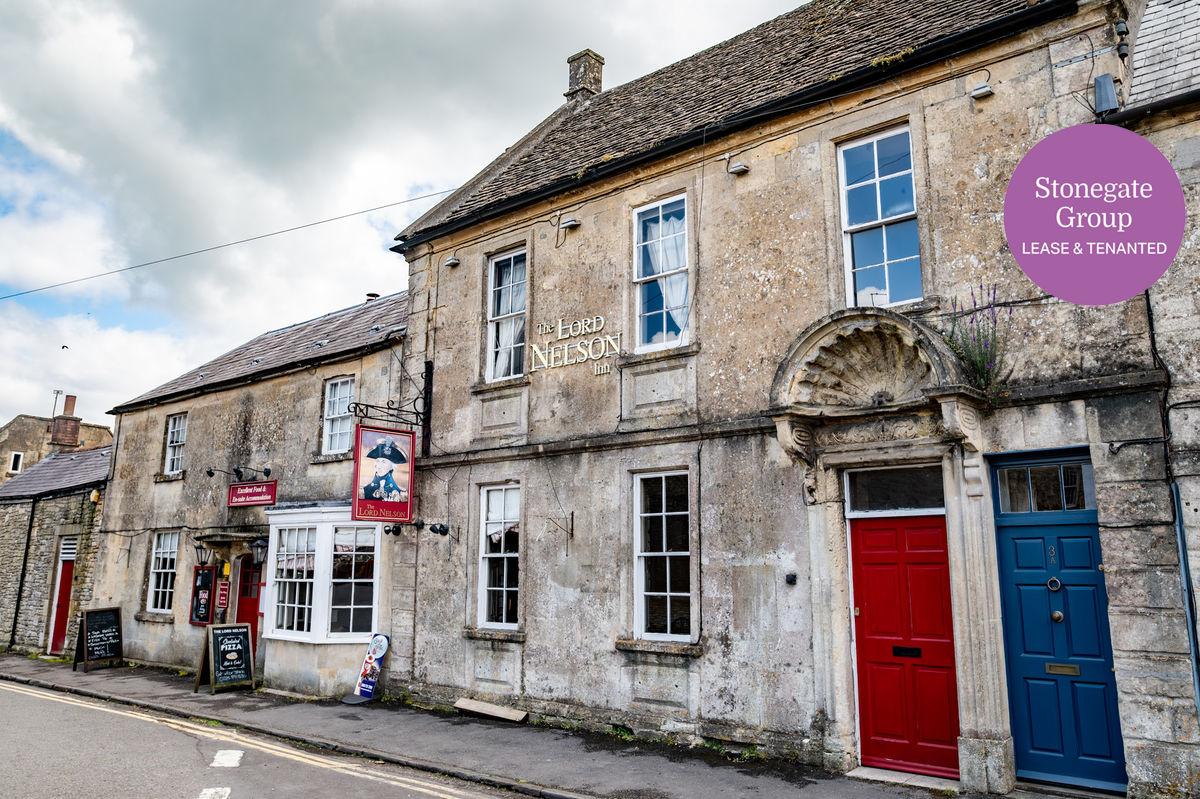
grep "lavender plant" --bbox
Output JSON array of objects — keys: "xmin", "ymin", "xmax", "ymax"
[{"xmin": 942, "ymin": 284, "xmax": 1014, "ymax": 401}]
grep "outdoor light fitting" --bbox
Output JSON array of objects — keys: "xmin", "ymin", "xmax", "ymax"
[
  {"xmin": 250, "ymin": 537, "xmax": 269, "ymax": 567},
  {"xmin": 970, "ymin": 82, "xmax": 994, "ymax": 100},
  {"xmin": 559, "ymin": 217, "xmax": 581, "ymax": 230},
  {"xmin": 727, "ymin": 161, "xmax": 750, "ymax": 175},
  {"xmin": 444, "ymin": 256, "xmax": 461, "ymax": 268},
  {"xmin": 194, "ymin": 542, "xmax": 212, "ymax": 566}
]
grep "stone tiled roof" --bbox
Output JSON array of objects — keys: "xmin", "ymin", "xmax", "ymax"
[
  {"xmin": 0, "ymin": 446, "xmax": 111, "ymax": 500},
  {"xmin": 1128, "ymin": 0, "xmax": 1200, "ymax": 106},
  {"xmin": 400, "ymin": 0, "xmax": 1074, "ymax": 246},
  {"xmin": 112, "ymin": 291, "xmax": 408, "ymax": 413}
]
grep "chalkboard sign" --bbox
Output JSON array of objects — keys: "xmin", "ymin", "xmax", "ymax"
[
  {"xmin": 72, "ymin": 607, "xmax": 123, "ymax": 673},
  {"xmin": 194, "ymin": 623, "xmax": 254, "ymax": 694},
  {"xmin": 189, "ymin": 565, "xmax": 216, "ymax": 626}
]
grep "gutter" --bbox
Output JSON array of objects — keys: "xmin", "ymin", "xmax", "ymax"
[
  {"xmin": 8, "ymin": 497, "xmax": 38, "ymax": 649},
  {"xmin": 1103, "ymin": 87, "xmax": 1200, "ymax": 127},
  {"xmin": 393, "ymin": 0, "xmax": 1078, "ymax": 254}
]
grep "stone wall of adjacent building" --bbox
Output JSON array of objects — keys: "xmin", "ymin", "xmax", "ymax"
[{"xmin": 0, "ymin": 490, "xmax": 103, "ymax": 655}]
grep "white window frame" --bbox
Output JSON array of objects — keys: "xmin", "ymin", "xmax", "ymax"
[
  {"xmin": 842, "ymin": 464, "xmax": 947, "ymax": 519},
  {"xmin": 7, "ymin": 451, "xmax": 22, "ymax": 473},
  {"xmin": 146, "ymin": 530, "xmax": 179, "ymax": 613},
  {"xmin": 322, "ymin": 376, "xmax": 356, "ymax": 454},
  {"xmin": 837, "ymin": 125, "xmax": 922, "ymax": 309},
  {"xmin": 633, "ymin": 470, "xmax": 695, "ymax": 642},
  {"xmin": 485, "ymin": 249, "xmax": 527, "ymax": 383},
  {"xmin": 163, "ymin": 413, "xmax": 187, "ymax": 475},
  {"xmin": 632, "ymin": 194, "xmax": 691, "ymax": 354},
  {"xmin": 477, "ymin": 484, "xmax": 521, "ymax": 630},
  {"xmin": 264, "ymin": 506, "xmax": 382, "ymax": 645}
]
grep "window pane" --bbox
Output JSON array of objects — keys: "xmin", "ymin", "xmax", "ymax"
[
  {"xmin": 503, "ymin": 591, "xmax": 518, "ymax": 624},
  {"xmin": 351, "ymin": 607, "xmax": 371, "ymax": 632},
  {"xmin": 887, "ymin": 258, "xmax": 922, "ymax": 304},
  {"xmin": 641, "ymin": 310, "xmax": 665, "ymax": 346},
  {"xmin": 354, "ymin": 582, "xmax": 373, "ymax": 605},
  {"xmin": 664, "ymin": 475, "xmax": 688, "ymax": 512},
  {"xmin": 846, "ymin": 184, "xmax": 878, "ymax": 226},
  {"xmin": 504, "ymin": 488, "xmax": 520, "ymax": 520},
  {"xmin": 645, "ymin": 596, "xmax": 668, "ymax": 634},
  {"xmin": 487, "ymin": 557, "xmax": 505, "ymax": 589},
  {"xmin": 848, "ymin": 467, "xmax": 944, "ymax": 512},
  {"xmin": 885, "ymin": 219, "xmax": 919, "ymax": 260},
  {"xmin": 330, "ymin": 608, "xmax": 350, "ymax": 633},
  {"xmin": 665, "ymin": 515, "xmax": 688, "ymax": 552},
  {"xmin": 853, "ymin": 266, "xmax": 886, "ymax": 307},
  {"xmin": 487, "ymin": 589, "xmax": 504, "ymax": 623},
  {"xmin": 669, "ymin": 597, "xmax": 691, "ymax": 636},
  {"xmin": 511, "ymin": 279, "xmax": 526, "ymax": 314},
  {"xmin": 642, "ymin": 516, "xmax": 664, "ymax": 552},
  {"xmin": 661, "ymin": 199, "xmax": 685, "ymax": 235},
  {"xmin": 331, "ymin": 582, "xmax": 352, "ymax": 605},
  {"xmin": 486, "ymin": 489, "xmax": 504, "ymax": 520},
  {"xmin": 843, "ymin": 142, "xmax": 875, "ymax": 185},
  {"xmin": 851, "ymin": 227, "xmax": 884, "ymax": 268},
  {"xmin": 668, "ymin": 556, "xmax": 690, "ymax": 593},
  {"xmin": 645, "ymin": 557, "xmax": 667, "ymax": 592},
  {"xmin": 641, "ymin": 476, "xmax": 663, "ymax": 513},
  {"xmin": 664, "ymin": 305, "xmax": 686, "ymax": 339},
  {"xmin": 494, "ymin": 285, "xmax": 511, "ymax": 317},
  {"xmin": 503, "ymin": 525, "xmax": 519, "ymax": 554},
  {"xmin": 506, "ymin": 557, "xmax": 519, "ymax": 588},
  {"xmin": 511, "ymin": 253, "xmax": 526, "ymax": 284},
  {"xmin": 641, "ymin": 278, "xmax": 664, "ymax": 313},
  {"xmin": 998, "ymin": 468, "xmax": 1030, "ymax": 513},
  {"xmin": 1031, "ymin": 466, "xmax": 1063, "ymax": 512},
  {"xmin": 332, "ymin": 553, "xmax": 353, "ymax": 580},
  {"xmin": 879, "ymin": 174, "xmax": 914, "ymax": 218},
  {"xmin": 638, "ymin": 207, "xmax": 660, "ymax": 244},
  {"xmin": 638, "ymin": 242, "xmax": 659, "ymax": 278},
  {"xmin": 877, "ymin": 131, "xmax": 911, "ymax": 176},
  {"xmin": 354, "ymin": 554, "xmax": 374, "ymax": 579},
  {"xmin": 661, "ymin": 234, "xmax": 686, "ymax": 272}
]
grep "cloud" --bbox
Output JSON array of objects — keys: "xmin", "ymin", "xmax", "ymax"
[{"xmin": 0, "ymin": 0, "xmax": 800, "ymax": 424}]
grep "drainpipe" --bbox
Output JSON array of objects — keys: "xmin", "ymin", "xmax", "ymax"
[
  {"xmin": 8, "ymin": 497, "xmax": 38, "ymax": 649},
  {"xmin": 1172, "ymin": 482, "xmax": 1200, "ymax": 711}
]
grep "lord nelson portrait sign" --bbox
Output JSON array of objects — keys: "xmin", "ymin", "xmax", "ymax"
[{"xmin": 351, "ymin": 425, "xmax": 416, "ymax": 523}]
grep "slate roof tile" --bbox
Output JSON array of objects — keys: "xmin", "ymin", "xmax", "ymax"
[{"xmin": 0, "ymin": 446, "xmax": 111, "ymax": 500}]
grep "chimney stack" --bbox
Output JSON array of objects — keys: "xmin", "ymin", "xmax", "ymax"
[
  {"xmin": 565, "ymin": 49, "xmax": 604, "ymax": 101},
  {"xmin": 50, "ymin": 394, "xmax": 81, "ymax": 449}
]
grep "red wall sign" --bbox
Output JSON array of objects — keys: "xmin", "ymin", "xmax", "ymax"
[
  {"xmin": 227, "ymin": 480, "xmax": 277, "ymax": 507},
  {"xmin": 216, "ymin": 580, "xmax": 231, "ymax": 610},
  {"xmin": 351, "ymin": 425, "xmax": 415, "ymax": 523}
]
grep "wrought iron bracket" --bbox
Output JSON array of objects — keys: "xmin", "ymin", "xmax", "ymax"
[{"xmin": 348, "ymin": 395, "xmax": 424, "ymax": 428}]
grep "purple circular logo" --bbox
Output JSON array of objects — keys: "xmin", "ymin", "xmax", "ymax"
[{"xmin": 1004, "ymin": 124, "xmax": 1186, "ymax": 305}]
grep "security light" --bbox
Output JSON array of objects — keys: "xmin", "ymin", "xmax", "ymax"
[
  {"xmin": 970, "ymin": 82, "xmax": 994, "ymax": 100},
  {"xmin": 559, "ymin": 217, "xmax": 581, "ymax": 230},
  {"xmin": 727, "ymin": 161, "xmax": 750, "ymax": 175},
  {"xmin": 444, "ymin": 256, "xmax": 461, "ymax": 268}
]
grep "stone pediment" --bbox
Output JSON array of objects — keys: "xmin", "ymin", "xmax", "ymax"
[{"xmin": 769, "ymin": 308, "xmax": 979, "ymax": 463}]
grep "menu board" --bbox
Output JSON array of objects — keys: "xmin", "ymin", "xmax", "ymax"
[
  {"xmin": 189, "ymin": 566, "xmax": 216, "ymax": 626},
  {"xmin": 72, "ymin": 607, "xmax": 123, "ymax": 673},
  {"xmin": 194, "ymin": 623, "xmax": 254, "ymax": 694}
]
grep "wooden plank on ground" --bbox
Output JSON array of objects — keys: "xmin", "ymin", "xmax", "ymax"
[{"xmin": 453, "ymin": 697, "xmax": 528, "ymax": 723}]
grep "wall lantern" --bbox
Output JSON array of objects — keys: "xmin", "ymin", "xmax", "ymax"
[
  {"xmin": 194, "ymin": 542, "xmax": 212, "ymax": 566},
  {"xmin": 250, "ymin": 538, "xmax": 269, "ymax": 567}
]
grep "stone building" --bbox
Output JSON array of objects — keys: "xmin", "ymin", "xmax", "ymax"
[
  {"xmin": 0, "ymin": 445, "xmax": 110, "ymax": 658},
  {"xmin": 89, "ymin": 291, "xmax": 414, "ymax": 695},
  {"xmin": 385, "ymin": 0, "xmax": 1200, "ymax": 796},
  {"xmin": 0, "ymin": 395, "xmax": 113, "ymax": 486}
]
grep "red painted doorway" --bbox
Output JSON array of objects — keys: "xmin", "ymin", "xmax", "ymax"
[
  {"xmin": 49, "ymin": 536, "xmax": 77, "ymax": 654},
  {"xmin": 851, "ymin": 514, "xmax": 959, "ymax": 778},
  {"xmin": 236, "ymin": 554, "xmax": 262, "ymax": 655}
]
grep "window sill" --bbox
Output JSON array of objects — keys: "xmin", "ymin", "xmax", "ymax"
[
  {"xmin": 154, "ymin": 471, "xmax": 185, "ymax": 483},
  {"xmin": 615, "ymin": 637, "xmax": 704, "ymax": 658},
  {"xmin": 463, "ymin": 627, "xmax": 526, "ymax": 643},
  {"xmin": 135, "ymin": 611, "xmax": 175, "ymax": 625},
  {"xmin": 263, "ymin": 632, "xmax": 374, "ymax": 646},
  {"xmin": 310, "ymin": 451, "xmax": 353, "ymax": 465},
  {"xmin": 618, "ymin": 342, "xmax": 700, "ymax": 369},
  {"xmin": 470, "ymin": 375, "xmax": 530, "ymax": 396}
]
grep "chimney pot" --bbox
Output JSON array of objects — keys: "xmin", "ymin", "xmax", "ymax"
[
  {"xmin": 565, "ymin": 49, "xmax": 604, "ymax": 100},
  {"xmin": 365, "ymin": 292, "xmax": 380, "ymax": 302},
  {"xmin": 62, "ymin": 394, "xmax": 77, "ymax": 417}
]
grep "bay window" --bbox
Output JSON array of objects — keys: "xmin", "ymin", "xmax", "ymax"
[
  {"xmin": 265, "ymin": 507, "xmax": 381, "ymax": 643},
  {"xmin": 838, "ymin": 126, "xmax": 922, "ymax": 307}
]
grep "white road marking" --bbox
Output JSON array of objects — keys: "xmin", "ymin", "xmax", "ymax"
[
  {"xmin": 197, "ymin": 789, "xmax": 231, "ymax": 799},
  {"xmin": 211, "ymin": 749, "xmax": 244, "ymax": 768},
  {"xmin": 0, "ymin": 682, "xmax": 485, "ymax": 799}
]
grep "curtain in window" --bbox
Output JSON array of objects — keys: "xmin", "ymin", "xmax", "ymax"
[
  {"xmin": 659, "ymin": 273, "xmax": 688, "ymax": 332},
  {"xmin": 493, "ymin": 318, "xmax": 515, "ymax": 378}
]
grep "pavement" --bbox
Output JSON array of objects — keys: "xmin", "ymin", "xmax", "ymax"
[
  {"xmin": 0, "ymin": 679, "xmax": 510, "ymax": 799},
  {"xmin": 0, "ymin": 654, "xmax": 1039, "ymax": 799}
]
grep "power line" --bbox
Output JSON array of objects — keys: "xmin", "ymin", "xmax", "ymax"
[{"xmin": 0, "ymin": 187, "xmax": 455, "ymax": 302}]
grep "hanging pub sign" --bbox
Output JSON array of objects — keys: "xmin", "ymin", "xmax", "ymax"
[
  {"xmin": 227, "ymin": 480, "xmax": 277, "ymax": 507},
  {"xmin": 72, "ymin": 607, "xmax": 123, "ymax": 673},
  {"xmin": 351, "ymin": 425, "xmax": 415, "ymax": 523},
  {"xmin": 194, "ymin": 623, "xmax": 255, "ymax": 694},
  {"xmin": 189, "ymin": 565, "xmax": 216, "ymax": 626},
  {"xmin": 340, "ymin": 633, "xmax": 389, "ymax": 705}
]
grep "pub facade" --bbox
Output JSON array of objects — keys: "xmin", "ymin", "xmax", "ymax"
[{"xmin": 387, "ymin": 0, "xmax": 1200, "ymax": 796}]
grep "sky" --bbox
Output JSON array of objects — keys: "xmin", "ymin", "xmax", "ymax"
[{"xmin": 0, "ymin": 0, "xmax": 799, "ymax": 425}]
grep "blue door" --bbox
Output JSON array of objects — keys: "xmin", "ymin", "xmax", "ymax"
[{"xmin": 992, "ymin": 453, "xmax": 1126, "ymax": 792}]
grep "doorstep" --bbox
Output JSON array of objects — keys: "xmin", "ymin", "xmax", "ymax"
[{"xmin": 848, "ymin": 766, "xmax": 961, "ymax": 793}]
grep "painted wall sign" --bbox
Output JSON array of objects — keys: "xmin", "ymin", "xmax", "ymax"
[
  {"xmin": 189, "ymin": 565, "xmax": 216, "ymax": 626},
  {"xmin": 194, "ymin": 623, "xmax": 255, "ymax": 694},
  {"xmin": 216, "ymin": 579, "xmax": 231, "ymax": 610},
  {"xmin": 530, "ymin": 316, "xmax": 620, "ymax": 375},
  {"xmin": 227, "ymin": 480, "xmax": 277, "ymax": 507},
  {"xmin": 72, "ymin": 606, "xmax": 123, "ymax": 673},
  {"xmin": 351, "ymin": 425, "xmax": 415, "ymax": 523}
]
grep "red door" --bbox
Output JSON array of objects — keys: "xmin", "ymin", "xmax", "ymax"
[
  {"xmin": 50, "ymin": 559, "xmax": 74, "ymax": 654},
  {"xmin": 851, "ymin": 515, "xmax": 959, "ymax": 778},
  {"xmin": 235, "ymin": 555, "xmax": 262, "ymax": 655}
]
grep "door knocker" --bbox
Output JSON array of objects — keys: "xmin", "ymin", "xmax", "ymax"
[{"xmin": 1047, "ymin": 576, "xmax": 1062, "ymax": 592}]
